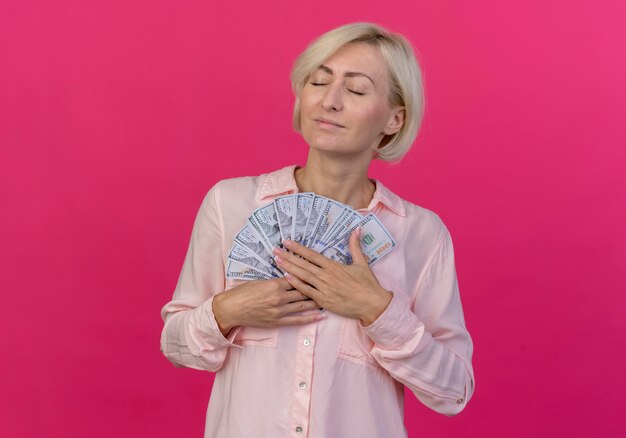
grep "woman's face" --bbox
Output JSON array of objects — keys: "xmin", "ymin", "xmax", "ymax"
[{"xmin": 299, "ymin": 43, "xmax": 404, "ymax": 159}]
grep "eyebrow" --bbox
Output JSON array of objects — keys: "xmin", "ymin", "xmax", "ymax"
[{"xmin": 318, "ymin": 65, "xmax": 375, "ymax": 85}]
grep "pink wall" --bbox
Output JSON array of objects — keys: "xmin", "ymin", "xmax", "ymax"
[{"xmin": 1, "ymin": 1, "xmax": 625, "ymax": 436}]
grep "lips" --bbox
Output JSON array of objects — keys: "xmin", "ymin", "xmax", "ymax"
[{"xmin": 315, "ymin": 117, "xmax": 345, "ymax": 128}]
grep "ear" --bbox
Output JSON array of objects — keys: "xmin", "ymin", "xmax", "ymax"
[{"xmin": 383, "ymin": 107, "xmax": 405, "ymax": 135}]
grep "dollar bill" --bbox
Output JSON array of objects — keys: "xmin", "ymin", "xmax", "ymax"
[
  {"xmin": 292, "ymin": 193, "xmax": 314, "ymax": 244},
  {"xmin": 227, "ymin": 242, "xmax": 283, "ymax": 278},
  {"xmin": 320, "ymin": 207, "xmax": 350, "ymax": 242},
  {"xmin": 310, "ymin": 200, "xmax": 349, "ymax": 252},
  {"xmin": 322, "ymin": 210, "xmax": 362, "ymax": 246},
  {"xmin": 249, "ymin": 203, "xmax": 282, "ymax": 252},
  {"xmin": 233, "ymin": 223, "xmax": 278, "ymax": 269},
  {"xmin": 301, "ymin": 196, "xmax": 326, "ymax": 247},
  {"xmin": 320, "ymin": 213, "xmax": 396, "ymax": 266},
  {"xmin": 274, "ymin": 195, "xmax": 295, "ymax": 243},
  {"xmin": 226, "ymin": 259, "xmax": 272, "ymax": 280},
  {"xmin": 228, "ymin": 193, "xmax": 397, "ymax": 282}
]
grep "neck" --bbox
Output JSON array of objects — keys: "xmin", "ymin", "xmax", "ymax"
[{"xmin": 295, "ymin": 150, "xmax": 376, "ymax": 210}]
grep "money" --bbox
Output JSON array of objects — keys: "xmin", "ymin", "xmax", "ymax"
[
  {"xmin": 321, "ymin": 213, "xmax": 396, "ymax": 266},
  {"xmin": 249, "ymin": 204, "xmax": 282, "ymax": 252},
  {"xmin": 274, "ymin": 195, "xmax": 295, "ymax": 243},
  {"xmin": 292, "ymin": 193, "xmax": 314, "ymax": 244},
  {"xmin": 227, "ymin": 243, "xmax": 283, "ymax": 278},
  {"xmin": 322, "ymin": 209, "xmax": 362, "ymax": 246},
  {"xmin": 226, "ymin": 193, "xmax": 396, "ymax": 279},
  {"xmin": 309, "ymin": 199, "xmax": 346, "ymax": 252},
  {"xmin": 301, "ymin": 196, "xmax": 326, "ymax": 248},
  {"xmin": 233, "ymin": 223, "xmax": 278, "ymax": 269},
  {"xmin": 226, "ymin": 259, "xmax": 273, "ymax": 280}
]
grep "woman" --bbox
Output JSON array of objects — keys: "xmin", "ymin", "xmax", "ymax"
[{"xmin": 160, "ymin": 22, "xmax": 474, "ymax": 437}]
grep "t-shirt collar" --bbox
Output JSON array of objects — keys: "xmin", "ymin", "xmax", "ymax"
[{"xmin": 258, "ymin": 165, "xmax": 406, "ymax": 217}]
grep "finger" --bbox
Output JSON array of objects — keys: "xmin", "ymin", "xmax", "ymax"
[
  {"xmin": 281, "ymin": 299, "xmax": 322, "ymax": 315},
  {"xmin": 348, "ymin": 227, "xmax": 369, "ymax": 266},
  {"xmin": 281, "ymin": 239, "xmax": 331, "ymax": 268},
  {"xmin": 273, "ymin": 247, "xmax": 323, "ymax": 276},
  {"xmin": 274, "ymin": 252, "xmax": 321, "ymax": 289},
  {"xmin": 283, "ymin": 272, "xmax": 322, "ymax": 302},
  {"xmin": 281, "ymin": 289, "xmax": 315, "ymax": 304}
]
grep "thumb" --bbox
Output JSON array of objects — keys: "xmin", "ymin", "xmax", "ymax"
[{"xmin": 349, "ymin": 227, "xmax": 369, "ymax": 266}]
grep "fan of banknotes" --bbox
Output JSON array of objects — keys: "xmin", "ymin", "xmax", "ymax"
[{"xmin": 226, "ymin": 193, "xmax": 397, "ymax": 280}]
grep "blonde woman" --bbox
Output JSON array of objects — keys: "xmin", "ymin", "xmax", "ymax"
[{"xmin": 161, "ymin": 22, "xmax": 474, "ymax": 437}]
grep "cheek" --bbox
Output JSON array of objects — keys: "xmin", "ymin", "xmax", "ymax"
[
  {"xmin": 357, "ymin": 105, "xmax": 391, "ymax": 132},
  {"xmin": 299, "ymin": 88, "xmax": 319, "ymax": 111}
]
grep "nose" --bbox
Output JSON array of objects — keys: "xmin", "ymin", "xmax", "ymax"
[{"xmin": 321, "ymin": 83, "xmax": 343, "ymax": 112}]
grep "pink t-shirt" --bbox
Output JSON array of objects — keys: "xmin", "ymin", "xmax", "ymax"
[{"xmin": 160, "ymin": 165, "xmax": 474, "ymax": 437}]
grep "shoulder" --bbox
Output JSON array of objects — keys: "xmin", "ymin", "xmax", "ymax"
[
  {"xmin": 377, "ymin": 180, "xmax": 448, "ymax": 238},
  {"xmin": 210, "ymin": 174, "xmax": 260, "ymax": 195},
  {"xmin": 202, "ymin": 169, "xmax": 275, "ymax": 204},
  {"xmin": 373, "ymin": 178, "xmax": 450, "ymax": 248},
  {"xmin": 207, "ymin": 166, "xmax": 294, "ymax": 200},
  {"xmin": 402, "ymin": 200, "xmax": 448, "ymax": 237},
  {"xmin": 200, "ymin": 166, "xmax": 294, "ymax": 217},
  {"xmin": 199, "ymin": 176, "xmax": 254, "ymax": 207},
  {"xmin": 388, "ymin": 195, "xmax": 451, "ymax": 258}
]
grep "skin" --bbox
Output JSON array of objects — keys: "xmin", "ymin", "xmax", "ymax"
[
  {"xmin": 274, "ymin": 230, "xmax": 393, "ymax": 326},
  {"xmin": 213, "ymin": 42, "xmax": 405, "ymax": 335}
]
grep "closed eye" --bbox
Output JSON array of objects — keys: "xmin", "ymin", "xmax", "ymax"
[{"xmin": 309, "ymin": 81, "xmax": 365, "ymax": 95}]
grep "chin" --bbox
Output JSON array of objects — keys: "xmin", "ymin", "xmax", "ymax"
[
  {"xmin": 302, "ymin": 133, "xmax": 339, "ymax": 151},
  {"xmin": 307, "ymin": 140, "xmax": 347, "ymax": 154}
]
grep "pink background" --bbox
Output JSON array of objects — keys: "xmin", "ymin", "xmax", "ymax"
[{"xmin": 1, "ymin": 1, "xmax": 625, "ymax": 437}]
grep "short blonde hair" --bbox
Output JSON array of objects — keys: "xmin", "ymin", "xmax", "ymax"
[{"xmin": 290, "ymin": 22, "xmax": 425, "ymax": 162}]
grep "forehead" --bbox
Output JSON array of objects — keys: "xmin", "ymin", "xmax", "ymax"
[{"xmin": 318, "ymin": 42, "xmax": 388, "ymax": 82}]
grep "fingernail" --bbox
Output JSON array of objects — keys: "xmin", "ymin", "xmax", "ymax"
[
  {"xmin": 274, "ymin": 255, "xmax": 284, "ymax": 265},
  {"xmin": 283, "ymin": 240, "xmax": 293, "ymax": 247},
  {"xmin": 284, "ymin": 272, "xmax": 293, "ymax": 280}
]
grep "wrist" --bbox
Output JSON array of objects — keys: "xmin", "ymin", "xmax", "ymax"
[
  {"xmin": 360, "ymin": 288, "xmax": 392, "ymax": 327},
  {"xmin": 212, "ymin": 292, "xmax": 236, "ymax": 336}
]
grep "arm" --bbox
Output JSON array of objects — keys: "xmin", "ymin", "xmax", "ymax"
[
  {"xmin": 362, "ymin": 227, "xmax": 474, "ymax": 415},
  {"xmin": 160, "ymin": 184, "xmax": 325, "ymax": 371},
  {"xmin": 160, "ymin": 183, "xmax": 242, "ymax": 372},
  {"xmin": 277, "ymin": 226, "xmax": 474, "ymax": 415}
]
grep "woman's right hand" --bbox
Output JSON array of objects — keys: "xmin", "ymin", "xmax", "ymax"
[{"xmin": 212, "ymin": 278, "xmax": 324, "ymax": 336}]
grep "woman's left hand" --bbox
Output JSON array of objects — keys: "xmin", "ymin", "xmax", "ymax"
[{"xmin": 272, "ymin": 229, "xmax": 392, "ymax": 326}]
